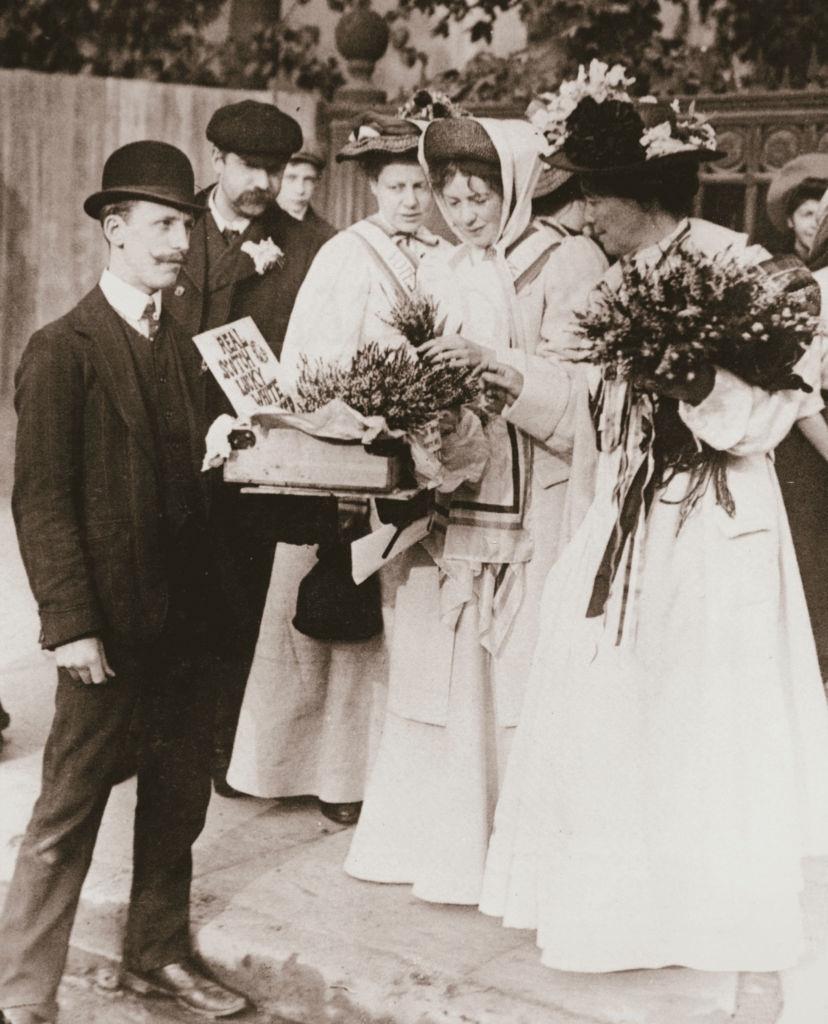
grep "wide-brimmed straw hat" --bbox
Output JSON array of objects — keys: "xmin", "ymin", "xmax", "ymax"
[
  {"xmin": 84, "ymin": 140, "xmax": 204, "ymax": 219},
  {"xmin": 336, "ymin": 112, "xmax": 422, "ymax": 163},
  {"xmin": 766, "ymin": 153, "xmax": 828, "ymax": 234}
]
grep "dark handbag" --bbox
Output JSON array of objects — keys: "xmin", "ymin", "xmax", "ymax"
[{"xmin": 292, "ymin": 518, "xmax": 383, "ymax": 642}]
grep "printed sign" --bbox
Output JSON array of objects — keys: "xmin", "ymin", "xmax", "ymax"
[{"xmin": 193, "ymin": 316, "xmax": 284, "ymax": 415}]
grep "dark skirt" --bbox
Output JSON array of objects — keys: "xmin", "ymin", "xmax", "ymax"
[{"xmin": 776, "ymin": 401, "xmax": 828, "ymax": 678}]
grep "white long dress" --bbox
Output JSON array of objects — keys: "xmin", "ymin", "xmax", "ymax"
[
  {"xmin": 226, "ymin": 217, "xmax": 452, "ymax": 804},
  {"xmin": 479, "ymin": 217, "xmax": 828, "ymax": 972},
  {"xmin": 344, "ymin": 118, "xmax": 608, "ymax": 903}
]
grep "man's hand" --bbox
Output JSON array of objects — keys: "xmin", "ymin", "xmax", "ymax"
[{"xmin": 55, "ymin": 637, "xmax": 115, "ymax": 685}]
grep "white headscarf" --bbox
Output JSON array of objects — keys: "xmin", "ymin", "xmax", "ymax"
[{"xmin": 420, "ymin": 116, "xmax": 545, "ymax": 256}]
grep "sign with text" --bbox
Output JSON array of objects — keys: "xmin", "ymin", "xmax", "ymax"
[{"xmin": 194, "ymin": 316, "xmax": 284, "ymax": 415}]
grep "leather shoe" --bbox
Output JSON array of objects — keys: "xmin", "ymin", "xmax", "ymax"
[
  {"xmin": 318, "ymin": 800, "xmax": 362, "ymax": 825},
  {"xmin": 124, "ymin": 959, "xmax": 249, "ymax": 1018},
  {"xmin": 0, "ymin": 1009, "xmax": 56, "ymax": 1024}
]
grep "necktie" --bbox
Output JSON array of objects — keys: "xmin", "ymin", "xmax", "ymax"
[
  {"xmin": 222, "ymin": 226, "xmax": 241, "ymax": 245},
  {"xmin": 140, "ymin": 300, "xmax": 160, "ymax": 340}
]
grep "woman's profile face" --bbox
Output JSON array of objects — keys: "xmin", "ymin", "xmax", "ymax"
[
  {"xmin": 440, "ymin": 171, "xmax": 503, "ymax": 249},
  {"xmin": 582, "ymin": 193, "xmax": 648, "ymax": 257},
  {"xmin": 788, "ymin": 197, "xmax": 822, "ymax": 257}
]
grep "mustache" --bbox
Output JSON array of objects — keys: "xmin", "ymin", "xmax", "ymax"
[{"xmin": 238, "ymin": 189, "xmax": 273, "ymax": 206}]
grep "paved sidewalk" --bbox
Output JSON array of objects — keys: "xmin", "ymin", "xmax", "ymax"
[{"xmin": 0, "ymin": 495, "xmax": 821, "ymax": 1024}]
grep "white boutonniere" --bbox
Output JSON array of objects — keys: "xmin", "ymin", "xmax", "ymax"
[{"xmin": 241, "ymin": 237, "xmax": 285, "ymax": 275}]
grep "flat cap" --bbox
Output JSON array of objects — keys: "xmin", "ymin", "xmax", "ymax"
[
  {"xmin": 289, "ymin": 139, "xmax": 328, "ymax": 170},
  {"xmin": 206, "ymin": 100, "xmax": 303, "ymax": 159},
  {"xmin": 766, "ymin": 153, "xmax": 828, "ymax": 234},
  {"xmin": 422, "ymin": 118, "xmax": 499, "ymax": 168}
]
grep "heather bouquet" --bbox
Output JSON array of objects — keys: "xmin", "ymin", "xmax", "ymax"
[
  {"xmin": 292, "ymin": 340, "xmax": 480, "ymax": 434},
  {"xmin": 570, "ymin": 244, "xmax": 820, "ymax": 529},
  {"xmin": 571, "ymin": 244, "xmax": 818, "ymax": 397}
]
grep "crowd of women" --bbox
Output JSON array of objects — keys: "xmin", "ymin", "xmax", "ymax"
[{"xmin": 223, "ymin": 65, "xmax": 828, "ymax": 980}]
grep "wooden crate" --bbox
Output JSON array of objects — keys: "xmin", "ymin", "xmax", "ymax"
[{"xmin": 223, "ymin": 421, "xmax": 403, "ymax": 493}]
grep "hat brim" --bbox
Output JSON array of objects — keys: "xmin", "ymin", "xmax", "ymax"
[
  {"xmin": 533, "ymin": 165, "xmax": 574, "ymax": 200},
  {"xmin": 767, "ymin": 175, "xmax": 828, "ymax": 234},
  {"xmin": 84, "ymin": 187, "xmax": 206, "ymax": 219},
  {"xmin": 545, "ymin": 148, "xmax": 726, "ymax": 175},
  {"xmin": 336, "ymin": 135, "xmax": 420, "ymax": 163}
]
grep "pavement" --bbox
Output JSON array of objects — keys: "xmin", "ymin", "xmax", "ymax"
[{"xmin": 1, "ymin": 399, "xmax": 827, "ymax": 1023}]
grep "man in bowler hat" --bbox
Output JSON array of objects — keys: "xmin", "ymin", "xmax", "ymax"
[
  {"xmin": 0, "ymin": 141, "xmax": 250, "ymax": 1023},
  {"xmin": 164, "ymin": 99, "xmax": 335, "ymax": 799}
]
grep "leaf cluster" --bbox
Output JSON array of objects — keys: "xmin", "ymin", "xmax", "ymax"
[
  {"xmin": 573, "ymin": 244, "xmax": 818, "ymax": 396},
  {"xmin": 293, "ymin": 341, "xmax": 481, "ymax": 433},
  {"xmin": 0, "ymin": 0, "xmax": 344, "ymax": 96}
]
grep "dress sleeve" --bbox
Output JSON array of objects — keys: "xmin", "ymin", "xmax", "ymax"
[
  {"xmin": 501, "ymin": 236, "xmax": 609, "ymax": 446},
  {"xmin": 679, "ymin": 340, "xmax": 825, "ymax": 455},
  {"xmin": 278, "ymin": 232, "xmax": 373, "ymax": 384}
]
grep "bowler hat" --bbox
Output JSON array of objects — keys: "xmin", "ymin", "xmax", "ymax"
[
  {"xmin": 84, "ymin": 140, "xmax": 203, "ymax": 219},
  {"xmin": 207, "ymin": 100, "xmax": 303, "ymax": 159},
  {"xmin": 766, "ymin": 154, "xmax": 828, "ymax": 234}
]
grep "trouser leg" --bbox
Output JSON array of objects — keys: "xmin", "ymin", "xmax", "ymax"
[
  {"xmin": 0, "ymin": 669, "xmax": 136, "ymax": 1012},
  {"xmin": 122, "ymin": 636, "xmax": 218, "ymax": 970}
]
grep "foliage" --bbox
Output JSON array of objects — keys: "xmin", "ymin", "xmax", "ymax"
[
  {"xmin": 0, "ymin": 0, "xmax": 343, "ymax": 97},
  {"xmin": 381, "ymin": 289, "xmax": 447, "ymax": 349},
  {"xmin": 700, "ymin": 0, "xmax": 828, "ymax": 89}
]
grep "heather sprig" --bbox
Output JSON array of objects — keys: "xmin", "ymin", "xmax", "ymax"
[{"xmin": 382, "ymin": 290, "xmax": 446, "ymax": 349}]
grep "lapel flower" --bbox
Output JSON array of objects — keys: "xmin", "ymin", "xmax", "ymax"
[{"xmin": 241, "ymin": 237, "xmax": 285, "ymax": 275}]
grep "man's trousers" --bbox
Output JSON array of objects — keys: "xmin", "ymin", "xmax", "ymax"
[{"xmin": 0, "ymin": 621, "xmax": 218, "ymax": 1014}]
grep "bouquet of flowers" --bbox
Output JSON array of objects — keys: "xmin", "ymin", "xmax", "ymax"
[
  {"xmin": 572, "ymin": 244, "xmax": 819, "ymax": 396},
  {"xmin": 292, "ymin": 340, "xmax": 480, "ymax": 434}
]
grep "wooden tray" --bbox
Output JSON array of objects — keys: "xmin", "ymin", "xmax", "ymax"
[{"xmin": 223, "ymin": 421, "xmax": 404, "ymax": 493}]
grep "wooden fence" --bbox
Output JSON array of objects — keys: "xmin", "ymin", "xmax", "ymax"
[{"xmin": 0, "ymin": 69, "xmax": 269, "ymax": 396}]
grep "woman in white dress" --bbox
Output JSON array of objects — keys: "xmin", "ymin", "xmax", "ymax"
[
  {"xmin": 344, "ymin": 116, "xmax": 608, "ymax": 903},
  {"xmin": 226, "ymin": 112, "xmax": 453, "ymax": 824},
  {"xmin": 479, "ymin": 81, "xmax": 828, "ymax": 972}
]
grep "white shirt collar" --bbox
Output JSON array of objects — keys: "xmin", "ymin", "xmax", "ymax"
[
  {"xmin": 209, "ymin": 187, "xmax": 250, "ymax": 235},
  {"xmin": 99, "ymin": 269, "xmax": 160, "ymax": 336}
]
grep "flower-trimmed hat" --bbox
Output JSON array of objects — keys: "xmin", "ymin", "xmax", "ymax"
[
  {"xmin": 766, "ymin": 153, "xmax": 828, "ymax": 234},
  {"xmin": 529, "ymin": 60, "xmax": 724, "ymax": 177},
  {"xmin": 336, "ymin": 112, "xmax": 422, "ymax": 163}
]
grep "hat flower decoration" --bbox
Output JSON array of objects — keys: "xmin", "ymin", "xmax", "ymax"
[
  {"xmin": 640, "ymin": 100, "xmax": 718, "ymax": 159},
  {"xmin": 527, "ymin": 60, "xmax": 636, "ymax": 158},
  {"xmin": 241, "ymin": 237, "xmax": 285, "ymax": 275},
  {"xmin": 396, "ymin": 89, "xmax": 469, "ymax": 124},
  {"xmin": 528, "ymin": 60, "xmax": 720, "ymax": 172}
]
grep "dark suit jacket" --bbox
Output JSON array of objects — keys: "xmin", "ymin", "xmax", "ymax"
[
  {"xmin": 163, "ymin": 188, "xmax": 333, "ymax": 360},
  {"xmin": 13, "ymin": 286, "xmax": 209, "ymax": 650}
]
